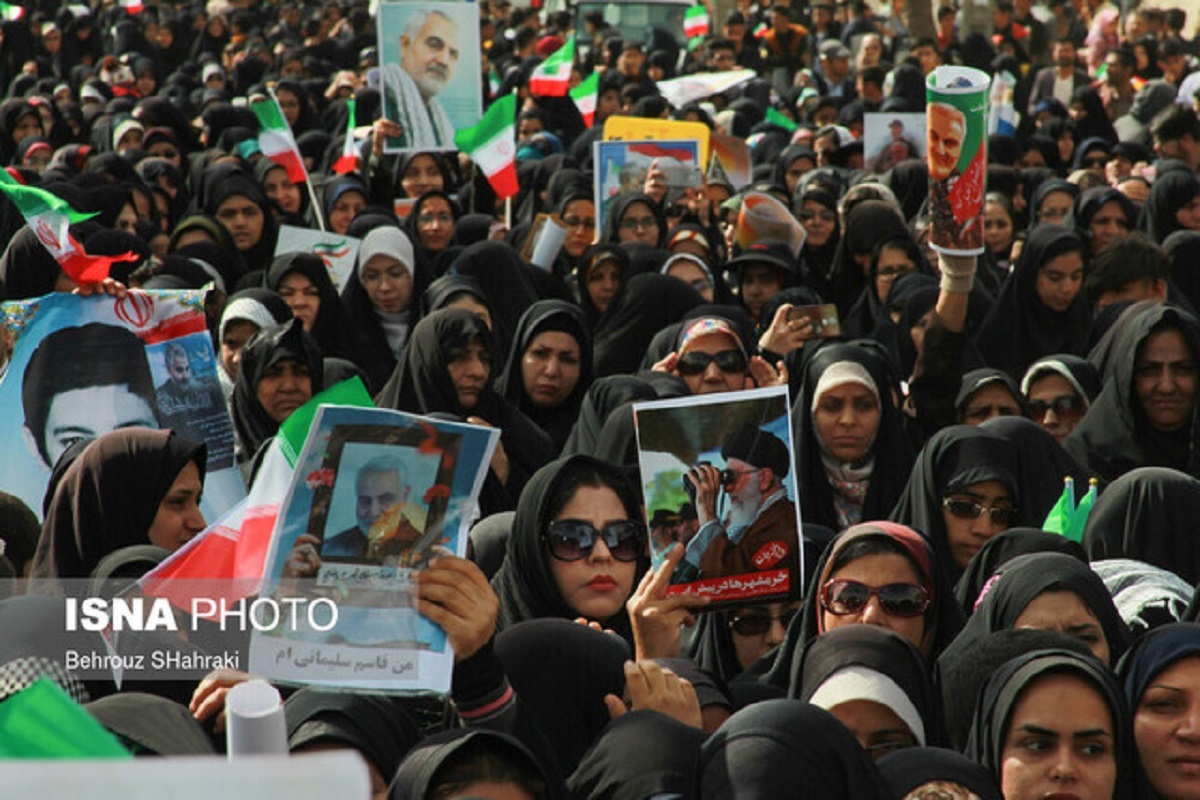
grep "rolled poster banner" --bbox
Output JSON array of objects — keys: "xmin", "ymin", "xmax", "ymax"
[{"xmin": 926, "ymin": 66, "xmax": 991, "ymax": 256}]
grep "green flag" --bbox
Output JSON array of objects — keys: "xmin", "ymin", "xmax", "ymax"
[
  {"xmin": 1064, "ymin": 480, "xmax": 1097, "ymax": 543},
  {"xmin": 1042, "ymin": 476, "xmax": 1075, "ymax": 535},
  {"xmin": 0, "ymin": 680, "xmax": 130, "ymax": 758},
  {"xmin": 766, "ymin": 106, "xmax": 798, "ymax": 133}
]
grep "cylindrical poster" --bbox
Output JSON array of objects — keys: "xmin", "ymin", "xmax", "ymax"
[{"xmin": 926, "ymin": 66, "xmax": 991, "ymax": 256}]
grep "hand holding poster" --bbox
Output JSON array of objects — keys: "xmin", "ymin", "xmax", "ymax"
[
  {"xmin": 249, "ymin": 405, "xmax": 498, "ymax": 692},
  {"xmin": 594, "ymin": 139, "xmax": 701, "ymax": 238},
  {"xmin": 926, "ymin": 66, "xmax": 991, "ymax": 255},
  {"xmin": 633, "ymin": 386, "xmax": 802, "ymax": 605}
]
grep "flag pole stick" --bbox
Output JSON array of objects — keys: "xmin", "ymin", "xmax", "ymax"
[{"xmin": 505, "ymin": 195, "xmax": 512, "ymax": 231}]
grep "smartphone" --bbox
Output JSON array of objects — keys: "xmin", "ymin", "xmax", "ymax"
[{"xmin": 787, "ymin": 303, "xmax": 841, "ymax": 338}]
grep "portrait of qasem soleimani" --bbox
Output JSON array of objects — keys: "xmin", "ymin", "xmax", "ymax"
[{"xmin": 378, "ymin": 3, "xmax": 482, "ymax": 153}]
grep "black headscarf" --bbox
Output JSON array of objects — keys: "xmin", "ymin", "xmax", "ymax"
[
  {"xmin": 495, "ymin": 300, "xmax": 594, "ymax": 452},
  {"xmin": 698, "ymin": 700, "xmax": 894, "ymax": 799},
  {"xmin": 446, "ymin": 241, "xmax": 542, "ymax": 365},
  {"xmin": 404, "ymin": 189, "xmax": 461, "ymax": 276},
  {"xmin": 32, "ymin": 429, "xmax": 206, "ymax": 579},
  {"xmin": 826, "ymin": 200, "xmax": 909, "ymax": 314},
  {"xmin": 420, "ymin": 273, "xmax": 489, "ymax": 318},
  {"xmin": 490, "ymin": 454, "xmax": 647, "ymax": 640},
  {"xmin": 1082, "ymin": 466, "xmax": 1200, "ymax": 585},
  {"xmin": 1164, "ymin": 230, "xmax": 1200, "ymax": 312},
  {"xmin": 1145, "ymin": 170, "xmax": 1200, "ymax": 243},
  {"xmin": 285, "ymin": 688, "xmax": 423, "ymax": 782},
  {"xmin": 375, "ymin": 308, "xmax": 555, "ymax": 499},
  {"xmin": 1064, "ymin": 303, "xmax": 1200, "ymax": 481},
  {"xmin": 86, "ymin": 693, "xmax": 216, "ymax": 755},
  {"xmin": 796, "ymin": 625, "xmax": 941, "ymax": 747},
  {"xmin": 391, "ymin": 726, "xmax": 556, "ymax": 800},
  {"xmin": 230, "ymin": 319, "xmax": 323, "ymax": 461},
  {"xmin": 979, "ymin": 415, "xmax": 1093, "ymax": 523},
  {"xmin": 568, "ymin": 710, "xmax": 706, "ymax": 800},
  {"xmin": 890, "ymin": 425, "xmax": 1022, "ymax": 581},
  {"xmin": 973, "ymin": 224, "xmax": 1090, "ymax": 381},
  {"xmin": 561, "ymin": 376, "xmax": 658, "ymax": 459},
  {"xmin": 592, "ymin": 273, "xmax": 704, "ymax": 377},
  {"xmin": 795, "ymin": 186, "xmax": 840, "ymax": 293},
  {"xmin": 877, "ymin": 747, "xmax": 1002, "ymax": 800},
  {"xmin": 1072, "ymin": 186, "xmax": 1136, "ymax": 254},
  {"xmin": 964, "ymin": 648, "xmax": 1135, "ymax": 799},
  {"xmin": 265, "ymin": 252, "xmax": 356, "ymax": 362},
  {"xmin": 201, "ymin": 169, "xmax": 279, "ymax": 270},
  {"xmin": 493, "ymin": 619, "xmax": 629, "ymax": 783},
  {"xmin": 794, "ymin": 341, "xmax": 914, "ymax": 531},
  {"xmin": 953, "ymin": 527, "xmax": 1088, "ymax": 614},
  {"xmin": 601, "ymin": 192, "xmax": 667, "ymax": 248}
]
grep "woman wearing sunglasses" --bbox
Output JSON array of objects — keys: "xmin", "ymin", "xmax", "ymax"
[
  {"xmin": 491, "ymin": 454, "xmax": 648, "ymax": 645},
  {"xmin": 1020, "ymin": 355, "xmax": 1101, "ymax": 443},
  {"xmin": 892, "ymin": 425, "xmax": 1023, "ymax": 580}
]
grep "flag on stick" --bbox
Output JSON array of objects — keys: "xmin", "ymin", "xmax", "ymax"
[
  {"xmin": 331, "ymin": 97, "xmax": 361, "ymax": 175},
  {"xmin": 570, "ymin": 71, "xmax": 600, "ymax": 127},
  {"xmin": 251, "ymin": 94, "xmax": 308, "ymax": 184},
  {"xmin": 684, "ymin": 5, "xmax": 710, "ymax": 38},
  {"xmin": 530, "ymin": 34, "xmax": 575, "ymax": 97},
  {"xmin": 454, "ymin": 92, "xmax": 519, "ymax": 199}
]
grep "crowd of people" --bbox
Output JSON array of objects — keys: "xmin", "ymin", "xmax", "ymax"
[{"xmin": 3, "ymin": 0, "xmax": 1200, "ymax": 796}]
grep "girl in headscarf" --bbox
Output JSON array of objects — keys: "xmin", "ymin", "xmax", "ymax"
[
  {"xmin": 375, "ymin": 308, "xmax": 556, "ymax": 500},
  {"xmin": 1020, "ymin": 354, "xmax": 1101, "ymax": 443},
  {"xmin": 939, "ymin": 552, "xmax": 1130, "ymax": 668},
  {"xmin": 796, "ymin": 625, "xmax": 941, "ymax": 757},
  {"xmin": 574, "ymin": 243, "xmax": 629, "ymax": 328},
  {"xmin": 490, "ymin": 455, "xmax": 648, "ymax": 642},
  {"xmin": 405, "ymin": 190, "xmax": 461, "ymax": 276},
  {"xmin": 215, "ymin": 287, "xmax": 294, "ymax": 405},
  {"xmin": 202, "ymin": 171, "xmax": 278, "ymax": 271},
  {"xmin": 495, "ymin": 300, "xmax": 594, "ymax": 452},
  {"xmin": 391, "ymin": 151, "xmax": 454, "ymax": 200},
  {"xmin": 601, "ymin": 192, "xmax": 667, "ymax": 248},
  {"xmin": 698, "ymin": 700, "xmax": 895, "ymax": 799},
  {"xmin": 965, "ymin": 648, "xmax": 1135, "ymax": 800},
  {"xmin": 1028, "ymin": 178, "xmax": 1078, "ymax": 228},
  {"xmin": 230, "ymin": 319, "xmax": 323, "ymax": 469},
  {"xmin": 553, "ymin": 185, "xmax": 597, "ymax": 279},
  {"xmin": 320, "ymin": 175, "xmax": 367, "ymax": 235},
  {"xmin": 1145, "ymin": 170, "xmax": 1200, "ymax": 243},
  {"xmin": 890, "ymin": 425, "xmax": 1022, "ymax": 580},
  {"xmin": 32, "ymin": 429, "xmax": 206, "ymax": 579},
  {"xmin": 1073, "ymin": 185, "xmax": 1135, "ymax": 258},
  {"xmin": 825, "ymin": 200, "xmax": 910, "ymax": 314},
  {"xmin": 446, "ymin": 241, "xmax": 543, "ymax": 367},
  {"xmin": 0, "ymin": 99, "xmax": 44, "ymax": 165},
  {"xmin": 794, "ymin": 342, "xmax": 914, "ymax": 531},
  {"xmin": 1070, "ymin": 87, "xmax": 1119, "ymax": 147},
  {"xmin": 266, "ymin": 253, "xmax": 356, "ymax": 363},
  {"xmin": 973, "ymin": 224, "xmax": 1090, "ymax": 381},
  {"xmin": 955, "ymin": 368, "xmax": 1027, "ymax": 424},
  {"xmin": 953, "ymin": 527, "xmax": 1088, "ymax": 615},
  {"xmin": 253, "ymin": 158, "xmax": 305, "ymax": 225},
  {"xmin": 795, "ymin": 185, "xmax": 841, "ymax": 296},
  {"xmin": 1117, "ymin": 622, "xmax": 1200, "ymax": 800},
  {"xmin": 592, "ymin": 273, "xmax": 705, "ymax": 378},
  {"xmin": 421, "ymin": 274, "xmax": 492, "ymax": 324},
  {"xmin": 340, "ymin": 226, "xmax": 422, "ymax": 393},
  {"xmin": 391, "ymin": 727, "xmax": 554, "ymax": 800},
  {"xmin": 841, "ymin": 233, "xmax": 930, "ymax": 340},
  {"xmin": 1064, "ymin": 304, "xmax": 1200, "ymax": 481}
]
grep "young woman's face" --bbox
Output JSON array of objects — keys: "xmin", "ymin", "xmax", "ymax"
[
  {"xmin": 1013, "ymin": 589, "xmax": 1111, "ymax": 664},
  {"xmin": 985, "ymin": 200, "xmax": 1015, "ymax": 258},
  {"xmin": 220, "ymin": 320, "xmax": 259, "ymax": 380},
  {"xmin": 1134, "ymin": 655, "xmax": 1200, "ymax": 800},
  {"xmin": 263, "ymin": 167, "xmax": 302, "ymax": 215},
  {"xmin": 1037, "ymin": 190, "xmax": 1074, "ymax": 226},
  {"xmin": 147, "ymin": 460, "xmax": 206, "ymax": 551},
  {"xmin": 617, "ymin": 201, "xmax": 660, "ymax": 245},
  {"xmin": 1000, "ymin": 673, "xmax": 1116, "ymax": 800},
  {"xmin": 812, "ymin": 381, "xmax": 881, "ymax": 464},
  {"xmin": 328, "ymin": 189, "xmax": 365, "ymax": 235},
  {"xmin": 1027, "ymin": 373, "xmax": 1085, "ymax": 442},
  {"xmin": 417, "ymin": 196, "xmax": 454, "ymax": 252},
  {"xmin": 821, "ymin": 552, "xmax": 928, "ymax": 652},
  {"xmin": 586, "ymin": 260, "xmax": 621, "ymax": 313},
  {"xmin": 800, "ymin": 200, "xmax": 836, "ymax": 248},
  {"xmin": 401, "ymin": 154, "xmax": 444, "ymax": 198},
  {"xmin": 447, "ymin": 335, "xmax": 491, "ymax": 410},
  {"xmin": 1035, "ymin": 250, "xmax": 1085, "ymax": 313},
  {"xmin": 278, "ymin": 271, "xmax": 321, "ymax": 331},
  {"xmin": 547, "ymin": 484, "xmax": 639, "ymax": 621},
  {"xmin": 666, "ymin": 259, "xmax": 714, "ymax": 301},
  {"xmin": 11, "ymin": 111, "xmax": 42, "ymax": 145},
  {"xmin": 874, "ymin": 245, "xmax": 917, "ymax": 304},
  {"xmin": 521, "ymin": 330, "xmax": 582, "ymax": 410},
  {"xmin": 729, "ymin": 601, "xmax": 800, "ymax": 670},
  {"xmin": 562, "ymin": 198, "xmax": 596, "ymax": 259},
  {"xmin": 829, "ymin": 699, "xmax": 919, "ymax": 761},
  {"xmin": 360, "ymin": 255, "xmax": 413, "ymax": 315},
  {"xmin": 1175, "ymin": 195, "xmax": 1200, "ymax": 232},
  {"xmin": 116, "ymin": 202, "xmax": 139, "ymax": 234},
  {"xmin": 215, "ymin": 194, "xmax": 265, "ymax": 252},
  {"xmin": 941, "ymin": 479, "xmax": 1017, "ymax": 569},
  {"xmin": 276, "ymin": 88, "xmax": 302, "ymax": 127},
  {"xmin": 256, "ymin": 357, "xmax": 313, "ymax": 422}
]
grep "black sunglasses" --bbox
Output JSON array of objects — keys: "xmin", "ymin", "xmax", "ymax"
[
  {"xmin": 676, "ymin": 349, "xmax": 747, "ymax": 376},
  {"xmin": 1027, "ymin": 394, "xmax": 1084, "ymax": 420},
  {"xmin": 941, "ymin": 497, "xmax": 1020, "ymax": 527},
  {"xmin": 820, "ymin": 579, "xmax": 930, "ymax": 618},
  {"xmin": 545, "ymin": 519, "xmax": 644, "ymax": 562},
  {"xmin": 729, "ymin": 606, "xmax": 800, "ymax": 636}
]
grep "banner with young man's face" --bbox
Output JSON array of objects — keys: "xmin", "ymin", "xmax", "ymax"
[{"xmin": 0, "ymin": 290, "xmax": 246, "ymax": 522}]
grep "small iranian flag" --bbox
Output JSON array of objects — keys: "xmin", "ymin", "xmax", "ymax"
[
  {"xmin": 0, "ymin": 170, "xmax": 136, "ymax": 284},
  {"xmin": 766, "ymin": 106, "xmax": 797, "ymax": 132},
  {"xmin": 753, "ymin": 21, "xmax": 768, "ymax": 38},
  {"xmin": 530, "ymin": 34, "xmax": 575, "ymax": 97},
  {"xmin": 685, "ymin": 5, "xmax": 710, "ymax": 38},
  {"xmin": 0, "ymin": 3, "xmax": 24, "ymax": 21},
  {"xmin": 454, "ymin": 92, "xmax": 519, "ymax": 199},
  {"xmin": 332, "ymin": 97, "xmax": 360, "ymax": 175},
  {"xmin": 570, "ymin": 71, "xmax": 600, "ymax": 127},
  {"xmin": 120, "ymin": 0, "xmax": 143, "ymax": 13},
  {"xmin": 251, "ymin": 94, "xmax": 308, "ymax": 184}
]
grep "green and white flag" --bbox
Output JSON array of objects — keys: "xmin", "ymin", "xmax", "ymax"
[
  {"xmin": 530, "ymin": 34, "xmax": 575, "ymax": 97},
  {"xmin": 0, "ymin": 3, "xmax": 25, "ymax": 22},
  {"xmin": 251, "ymin": 94, "xmax": 308, "ymax": 184},
  {"xmin": 570, "ymin": 71, "xmax": 600, "ymax": 127},
  {"xmin": 685, "ymin": 5, "xmax": 710, "ymax": 38},
  {"xmin": 454, "ymin": 93, "xmax": 519, "ymax": 199}
]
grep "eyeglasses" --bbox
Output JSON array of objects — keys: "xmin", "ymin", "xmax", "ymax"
[
  {"xmin": 729, "ymin": 606, "xmax": 799, "ymax": 636},
  {"xmin": 820, "ymin": 579, "xmax": 930, "ymax": 617},
  {"xmin": 620, "ymin": 216, "xmax": 659, "ymax": 231},
  {"xmin": 942, "ymin": 497, "xmax": 1020, "ymax": 526},
  {"xmin": 800, "ymin": 209, "xmax": 837, "ymax": 223},
  {"xmin": 675, "ymin": 349, "xmax": 747, "ymax": 376},
  {"xmin": 1028, "ymin": 394, "xmax": 1084, "ymax": 421},
  {"xmin": 545, "ymin": 519, "xmax": 644, "ymax": 562},
  {"xmin": 562, "ymin": 215, "xmax": 595, "ymax": 230}
]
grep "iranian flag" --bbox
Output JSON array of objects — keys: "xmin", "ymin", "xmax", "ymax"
[
  {"xmin": 120, "ymin": 0, "xmax": 143, "ymax": 13},
  {"xmin": 570, "ymin": 71, "xmax": 600, "ymax": 127},
  {"xmin": 529, "ymin": 34, "xmax": 575, "ymax": 97},
  {"xmin": 251, "ymin": 94, "xmax": 308, "ymax": 184},
  {"xmin": 332, "ymin": 97, "xmax": 360, "ymax": 175},
  {"xmin": 685, "ymin": 5, "xmax": 710, "ymax": 38},
  {"xmin": 454, "ymin": 92, "xmax": 519, "ymax": 200},
  {"xmin": 142, "ymin": 378, "xmax": 374, "ymax": 609},
  {"xmin": 0, "ymin": 3, "xmax": 24, "ymax": 21},
  {"xmin": 0, "ymin": 170, "xmax": 136, "ymax": 284}
]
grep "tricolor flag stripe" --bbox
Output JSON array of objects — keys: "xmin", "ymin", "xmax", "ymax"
[
  {"xmin": 529, "ymin": 34, "xmax": 575, "ymax": 97},
  {"xmin": 0, "ymin": 3, "xmax": 24, "ymax": 21},
  {"xmin": 332, "ymin": 97, "xmax": 360, "ymax": 175},
  {"xmin": 684, "ymin": 5, "xmax": 710, "ymax": 38},
  {"xmin": 454, "ymin": 92, "xmax": 519, "ymax": 199},
  {"xmin": 629, "ymin": 143, "xmax": 696, "ymax": 161},
  {"xmin": 120, "ymin": 0, "xmax": 143, "ymax": 13},
  {"xmin": 251, "ymin": 95, "xmax": 309, "ymax": 184},
  {"xmin": 570, "ymin": 71, "xmax": 600, "ymax": 127}
]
